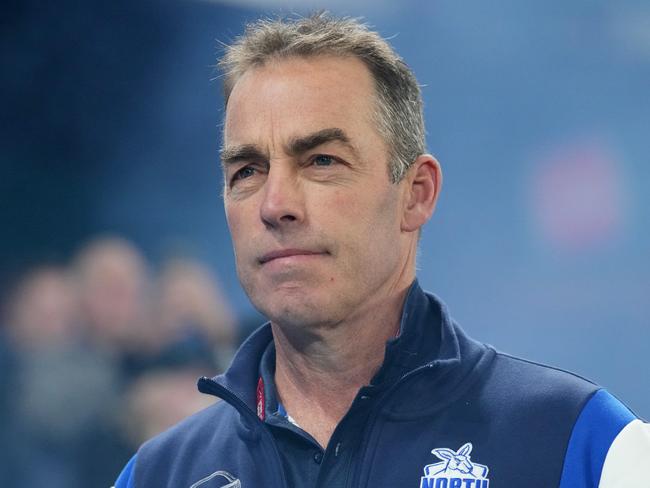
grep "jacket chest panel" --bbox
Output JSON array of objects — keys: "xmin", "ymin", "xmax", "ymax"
[{"xmin": 356, "ymin": 415, "xmax": 567, "ymax": 488}]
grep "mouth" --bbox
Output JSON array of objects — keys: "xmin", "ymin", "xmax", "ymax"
[{"xmin": 258, "ymin": 249, "xmax": 327, "ymax": 265}]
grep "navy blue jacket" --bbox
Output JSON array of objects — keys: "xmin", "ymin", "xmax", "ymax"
[{"xmin": 115, "ymin": 282, "xmax": 649, "ymax": 487}]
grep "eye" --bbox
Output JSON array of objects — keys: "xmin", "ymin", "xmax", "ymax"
[
  {"xmin": 232, "ymin": 166, "xmax": 256, "ymax": 182},
  {"xmin": 312, "ymin": 154, "xmax": 336, "ymax": 167}
]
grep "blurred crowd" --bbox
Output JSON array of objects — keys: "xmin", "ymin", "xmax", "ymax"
[{"xmin": 0, "ymin": 236, "xmax": 241, "ymax": 487}]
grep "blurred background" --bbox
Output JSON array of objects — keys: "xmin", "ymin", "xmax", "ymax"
[{"xmin": 1, "ymin": 0, "xmax": 648, "ymax": 485}]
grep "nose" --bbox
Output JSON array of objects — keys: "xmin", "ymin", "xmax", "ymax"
[{"xmin": 259, "ymin": 164, "xmax": 305, "ymax": 229}]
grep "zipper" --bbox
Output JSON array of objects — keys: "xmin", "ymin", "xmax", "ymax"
[
  {"xmin": 198, "ymin": 377, "xmax": 289, "ymax": 487},
  {"xmin": 346, "ymin": 362, "xmax": 438, "ymax": 488}
]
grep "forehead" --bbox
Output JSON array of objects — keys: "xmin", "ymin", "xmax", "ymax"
[{"xmin": 223, "ymin": 55, "xmax": 381, "ymax": 148}]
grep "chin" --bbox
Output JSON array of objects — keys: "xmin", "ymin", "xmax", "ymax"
[
  {"xmin": 240, "ymin": 269, "xmax": 343, "ymax": 325},
  {"xmin": 253, "ymin": 290, "xmax": 334, "ymax": 329}
]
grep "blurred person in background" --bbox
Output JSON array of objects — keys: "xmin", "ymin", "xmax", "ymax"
[
  {"xmin": 3, "ymin": 266, "xmax": 78, "ymax": 350},
  {"xmin": 1, "ymin": 265, "xmax": 126, "ymax": 487},
  {"xmin": 73, "ymin": 235, "xmax": 154, "ymax": 380},
  {"xmin": 0, "ymin": 239, "xmax": 237, "ymax": 487},
  {"xmin": 151, "ymin": 257, "xmax": 237, "ymax": 372},
  {"xmin": 70, "ymin": 235, "xmax": 156, "ymax": 486},
  {"xmin": 1, "ymin": 265, "xmax": 78, "ymax": 487}
]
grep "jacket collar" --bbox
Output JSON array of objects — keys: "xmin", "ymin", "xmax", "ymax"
[
  {"xmin": 206, "ymin": 280, "xmax": 463, "ymax": 412},
  {"xmin": 371, "ymin": 280, "xmax": 461, "ymax": 387}
]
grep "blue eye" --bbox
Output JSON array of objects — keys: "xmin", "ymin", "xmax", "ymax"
[
  {"xmin": 313, "ymin": 155, "xmax": 335, "ymax": 166},
  {"xmin": 233, "ymin": 166, "xmax": 256, "ymax": 181}
]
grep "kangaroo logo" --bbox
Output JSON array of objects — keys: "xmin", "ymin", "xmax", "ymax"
[
  {"xmin": 189, "ymin": 470, "xmax": 241, "ymax": 488},
  {"xmin": 420, "ymin": 442, "xmax": 489, "ymax": 488}
]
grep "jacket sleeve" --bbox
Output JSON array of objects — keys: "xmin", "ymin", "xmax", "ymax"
[
  {"xmin": 113, "ymin": 455, "xmax": 137, "ymax": 488},
  {"xmin": 559, "ymin": 389, "xmax": 650, "ymax": 487}
]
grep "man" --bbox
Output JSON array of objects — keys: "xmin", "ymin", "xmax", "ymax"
[{"xmin": 115, "ymin": 13, "xmax": 649, "ymax": 488}]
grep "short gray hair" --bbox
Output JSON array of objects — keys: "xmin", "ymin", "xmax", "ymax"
[{"xmin": 218, "ymin": 12, "xmax": 426, "ymax": 183}]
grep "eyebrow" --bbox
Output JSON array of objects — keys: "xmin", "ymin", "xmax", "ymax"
[
  {"xmin": 286, "ymin": 127, "xmax": 358, "ymax": 158},
  {"xmin": 220, "ymin": 144, "xmax": 267, "ymax": 168},
  {"xmin": 220, "ymin": 127, "xmax": 358, "ymax": 168}
]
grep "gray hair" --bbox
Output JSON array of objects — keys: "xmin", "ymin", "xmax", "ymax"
[{"xmin": 218, "ymin": 12, "xmax": 426, "ymax": 183}]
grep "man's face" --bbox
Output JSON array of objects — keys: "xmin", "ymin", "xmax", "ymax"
[{"xmin": 222, "ymin": 55, "xmax": 414, "ymax": 329}]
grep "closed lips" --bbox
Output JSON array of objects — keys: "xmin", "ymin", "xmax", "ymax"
[{"xmin": 259, "ymin": 249, "xmax": 326, "ymax": 264}]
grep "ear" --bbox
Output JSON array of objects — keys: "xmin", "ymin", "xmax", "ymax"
[
  {"xmin": 457, "ymin": 443, "xmax": 472, "ymax": 456},
  {"xmin": 432, "ymin": 448, "xmax": 454, "ymax": 461},
  {"xmin": 400, "ymin": 154, "xmax": 442, "ymax": 233}
]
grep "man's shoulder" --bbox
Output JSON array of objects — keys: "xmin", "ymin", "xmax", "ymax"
[
  {"xmin": 114, "ymin": 400, "xmax": 238, "ymax": 488},
  {"xmin": 485, "ymin": 349, "xmax": 601, "ymax": 408},
  {"xmin": 141, "ymin": 398, "xmax": 234, "ymax": 454},
  {"xmin": 132, "ymin": 399, "xmax": 239, "ymax": 483},
  {"xmin": 468, "ymin": 347, "xmax": 647, "ymax": 487},
  {"xmin": 491, "ymin": 349, "xmax": 599, "ymax": 385}
]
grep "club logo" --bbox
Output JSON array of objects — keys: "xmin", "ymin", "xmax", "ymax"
[
  {"xmin": 189, "ymin": 470, "xmax": 241, "ymax": 488},
  {"xmin": 420, "ymin": 442, "xmax": 490, "ymax": 488}
]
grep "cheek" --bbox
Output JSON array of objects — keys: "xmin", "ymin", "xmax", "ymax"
[
  {"xmin": 225, "ymin": 218, "xmax": 257, "ymax": 284},
  {"xmin": 327, "ymin": 190, "xmax": 401, "ymax": 260},
  {"xmin": 225, "ymin": 205, "xmax": 252, "ymax": 249}
]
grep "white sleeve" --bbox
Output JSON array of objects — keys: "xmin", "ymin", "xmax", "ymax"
[{"xmin": 599, "ymin": 419, "xmax": 650, "ymax": 488}]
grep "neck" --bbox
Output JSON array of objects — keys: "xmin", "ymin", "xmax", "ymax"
[{"xmin": 271, "ymin": 280, "xmax": 411, "ymax": 448}]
